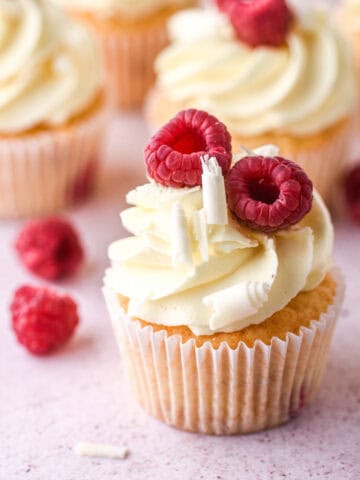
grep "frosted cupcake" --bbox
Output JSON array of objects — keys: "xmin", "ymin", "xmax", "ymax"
[
  {"xmin": 53, "ymin": 0, "xmax": 197, "ymax": 109},
  {"xmin": 104, "ymin": 109, "xmax": 343, "ymax": 435},
  {"xmin": 0, "ymin": 0, "xmax": 106, "ymax": 218},
  {"xmin": 146, "ymin": 1, "xmax": 356, "ymax": 202}
]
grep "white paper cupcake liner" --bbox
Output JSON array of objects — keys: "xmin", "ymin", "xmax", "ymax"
[
  {"xmin": 103, "ymin": 269, "xmax": 344, "ymax": 435},
  {"xmin": 95, "ymin": 22, "xmax": 168, "ymax": 109},
  {"xmin": 0, "ymin": 100, "xmax": 107, "ymax": 218}
]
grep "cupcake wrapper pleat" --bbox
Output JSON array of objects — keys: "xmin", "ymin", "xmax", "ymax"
[
  {"xmin": 96, "ymin": 24, "xmax": 168, "ymax": 109},
  {"xmin": 0, "ymin": 102, "xmax": 107, "ymax": 218},
  {"xmin": 104, "ymin": 269, "xmax": 344, "ymax": 435}
]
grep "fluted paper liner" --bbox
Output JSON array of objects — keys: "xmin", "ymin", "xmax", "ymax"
[
  {"xmin": 0, "ymin": 100, "xmax": 107, "ymax": 218},
  {"xmin": 93, "ymin": 22, "xmax": 168, "ymax": 109},
  {"xmin": 104, "ymin": 270, "xmax": 344, "ymax": 435}
]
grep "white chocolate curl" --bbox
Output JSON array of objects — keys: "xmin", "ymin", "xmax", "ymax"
[
  {"xmin": 201, "ymin": 155, "xmax": 228, "ymax": 225},
  {"xmin": 171, "ymin": 202, "xmax": 193, "ymax": 268},
  {"xmin": 204, "ymin": 281, "xmax": 271, "ymax": 331},
  {"xmin": 75, "ymin": 442, "xmax": 128, "ymax": 460}
]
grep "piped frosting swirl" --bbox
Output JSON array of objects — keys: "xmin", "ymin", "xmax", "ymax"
[
  {"xmin": 0, "ymin": 0, "xmax": 100, "ymax": 134},
  {"xmin": 155, "ymin": 7, "xmax": 355, "ymax": 137},
  {"xmin": 105, "ymin": 146, "xmax": 333, "ymax": 335}
]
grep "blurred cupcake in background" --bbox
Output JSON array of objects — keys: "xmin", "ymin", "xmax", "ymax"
[
  {"xmin": 338, "ymin": 0, "xmax": 360, "ymax": 128},
  {"xmin": 0, "ymin": 0, "xmax": 106, "ymax": 218},
  {"xmin": 146, "ymin": 1, "xmax": 356, "ymax": 202},
  {"xmin": 53, "ymin": 0, "xmax": 198, "ymax": 109},
  {"xmin": 104, "ymin": 109, "xmax": 344, "ymax": 435}
]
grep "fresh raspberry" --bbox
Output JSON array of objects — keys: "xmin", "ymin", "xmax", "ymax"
[
  {"xmin": 10, "ymin": 285, "xmax": 79, "ymax": 355},
  {"xmin": 223, "ymin": 0, "xmax": 293, "ymax": 48},
  {"xmin": 145, "ymin": 109, "xmax": 232, "ymax": 188},
  {"xmin": 15, "ymin": 218, "xmax": 84, "ymax": 281},
  {"xmin": 344, "ymin": 163, "xmax": 360, "ymax": 224},
  {"xmin": 226, "ymin": 155, "xmax": 313, "ymax": 232}
]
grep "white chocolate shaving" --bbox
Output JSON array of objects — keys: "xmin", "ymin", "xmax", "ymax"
[
  {"xmin": 192, "ymin": 209, "xmax": 208, "ymax": 262},
  {"xmin": 201, "ymin": 155, "xmax": 228, "ymax": 225},
  {"xmin": 75, "ymin": 442, "xmax": 128, "ymax": 460},
  {"xmin": 171, "ymin": 202, "xmax": 193, "ymax": 268},
  {"xmin": 204, "ymin": 281, "xmax": 271, "ymax": 330}
]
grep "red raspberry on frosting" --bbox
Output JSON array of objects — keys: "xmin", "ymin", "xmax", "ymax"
[
  {"xmin": 10, "ymin": 285, "xmax": 79, "ymax": 355},
  {"xmin": 219, "ymin": 0, "xmax": 293, "ymax": 48},
  {"xmin": 145, "ymin": 109, "xmax": 232, "ymax": 188},
  {"xmin": 15, "ymin": 217, "xmax": 84, "ymax": 281},
  {"xmin": 226, "ymin": 155, "xmax": 313, "ymax": 232}
]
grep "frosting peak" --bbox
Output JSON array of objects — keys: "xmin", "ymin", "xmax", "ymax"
[
  {"xmin": 0, "ymin": 0, "xmax": 100, "ymax": 134},
  {"xmin": 155, "ymin": 8, "xmax": 355, "ymax": 136}
]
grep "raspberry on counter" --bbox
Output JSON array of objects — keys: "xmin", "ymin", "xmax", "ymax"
[
  {"xmin": 345, "ymin": 163, "xmax": 360, "ymax": 224},
  {"xmin": 10, "ymin": 285, "xmax": 79, "ymax": 355},
  {"xmin": 15, "ymin": 217, "xmax": 84, "ymax": 281}
]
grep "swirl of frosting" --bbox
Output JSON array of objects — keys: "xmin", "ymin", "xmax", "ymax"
[
  {"xmin": 155, "ymin": 8, "xmax": 355, "ymax": 137},
  {"xmin": 0, "ymin": 0, "xmax": 100, "ymax": 134},
  {"xmin": 52, "ymin": 0, "xmax": 195, "ymax": 20},
  {"xmin": 105, "ymin": 146, "xmax": 333, "ymax": 336}
]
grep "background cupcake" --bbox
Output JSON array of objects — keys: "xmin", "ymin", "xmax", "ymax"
[
  {"xmin": 146, "ymin": 2, "xmax": 356, "ymax": 202},
  {"xmin": 53, "ymin": 0, "xmax": 197, "ymax": 109},
  {"xmin": 0, "ymin": 0, "xmax": 106, "ymax": 218},
  {"xmin": 104, "ymin": 109, "xmax": 343, "ymax": 435}
]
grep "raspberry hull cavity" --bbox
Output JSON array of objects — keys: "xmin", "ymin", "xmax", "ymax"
[
  {"xmin": 145, "ymin": 109, "xmax": 232, "ymax": 188},
  {"xmin": 226, "ymin": 155, "xmax": 313, "ymax": 232}
]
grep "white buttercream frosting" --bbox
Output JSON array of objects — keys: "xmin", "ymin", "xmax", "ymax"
[
  {"xmin": 155, "ymin": 8, "xmax": 355, "ymax": 137},
  {"xmin": 0, "ymin": 0, "xmax": 100, "ymax": 134},
  {"xmin": 52, "ymin": 0, "xmax": 194, "ymax": 20},
  {"xmin": 105, "ymin": 146, "xmax": 334, "ymax": 336},
  {"xmin": 341, "ymin": 0, "xmax": 360, "ymax": 31}
]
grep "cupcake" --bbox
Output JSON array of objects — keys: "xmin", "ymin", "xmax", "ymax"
[
  {"xmin": 146, "ymin": 1, "xmax": 356, "ymax": 202},
  {"xmin": 53, "ymin": 0, "xmax": 197, "ymax": 109},
  {"xmin": 0, "ymin": 0, "xmax": 106, "ymax": 218},
  {"xmin": 103, "ymin": 109, "xmax": 343, "ymax": 435}
]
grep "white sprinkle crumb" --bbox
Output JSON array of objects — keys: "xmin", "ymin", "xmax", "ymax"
[{"xmin": 75, "ymin": 442, "xmax": 128, "ymax": 460}]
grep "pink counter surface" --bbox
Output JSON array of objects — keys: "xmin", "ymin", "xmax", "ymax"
[{"xmin": 1, "ymin": 114, "xmax": 360, "ymax": 480}]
